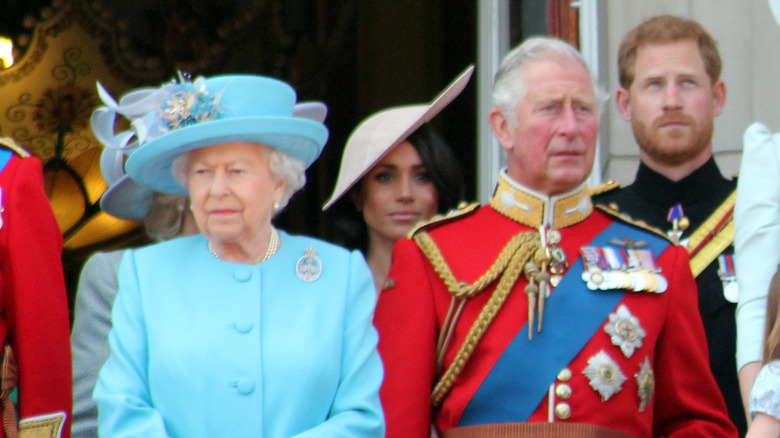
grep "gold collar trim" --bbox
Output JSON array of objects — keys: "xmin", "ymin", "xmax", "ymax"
[{"xmin": 489, "ymin": 170, "xmax": 592, "ymax": 229}]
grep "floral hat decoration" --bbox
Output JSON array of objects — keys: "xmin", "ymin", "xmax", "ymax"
[
  {"xmin": 92, "ymin": 73, "xmax": 329, "ymax": 196},
  {"xmin": 92, "ymin": 73, "xmax": 328, "ymax": 217},
  {"xmin": 322, "ymin": 65, "xmax": 473, "ymax": 210}
]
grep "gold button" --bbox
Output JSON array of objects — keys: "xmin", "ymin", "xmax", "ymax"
[
  {"xmin": 556, "ymin": 383, "xmax": 572, "ymax": 400},
  {"xmin": 555, "ymin": 402, "xmax": 571, "ymax": 420},
  {"xmin": 557, "ymin": 368, "xmax": 572, "ymax": 382}
]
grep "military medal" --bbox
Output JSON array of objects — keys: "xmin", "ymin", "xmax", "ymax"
[
  {"xmin": 584, "ymin": 350, "xmax": 626, "ymax": 401},
  {"xmin": 666, "ymin": 203, "xmax": 690, "ymax": 246},
  {"xmin": 580, "ymin": 246, "xmax": 609, "ymax": 290},
  {"xmin": 604, "ymin": 304, "xmax": 645, "ymax": 358},
  {"xmin": 635, "ymin": 357, "xmax": 654, "ymax": 412},
  {"xmin": 296, "ymin": 246, "xmax": 322, "ymax": 282},
  {"xmin": 717, "ymin": 254, "xmax": 738, "ymax": 303},
  {"xmin": 580, "ymin": 244, "xmax": 667, "ymax": 293}
]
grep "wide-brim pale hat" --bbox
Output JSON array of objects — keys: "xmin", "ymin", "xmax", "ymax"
[
  {"xmin": 322, "ymin": 65, "xmax": 474, "ymax": 210},
  {"xmin": 120, "ymin": 74, "xmax": 329, "ymax": 195},
  {"xmin": 93, "ymin": 77, "xmax": 328, "ymax": 219}
]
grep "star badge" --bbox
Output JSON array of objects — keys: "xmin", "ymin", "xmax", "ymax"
[
  {"xmin": 584, "ymin": 350, "xmax": 626, "ymax": 401},
  {"xmin": 604, "ymin": 304, "xmax": 646, "ymax": 358}
]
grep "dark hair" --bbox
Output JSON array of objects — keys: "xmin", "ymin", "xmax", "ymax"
[{"xmin": 330, "ymin": 122, "xmax": 464, "ymax": 252}]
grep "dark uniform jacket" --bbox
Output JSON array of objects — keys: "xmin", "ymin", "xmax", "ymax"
[{"xmin": 595, "ymin": 158, "xmax": 743, "ymax": 435}]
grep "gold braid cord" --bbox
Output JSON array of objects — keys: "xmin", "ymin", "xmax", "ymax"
[
  {"xmin": 414, "ymin": 232, "xmax": 537, "ymax": 298},
  {"xmin": 414, "ymin": 231, "xmax": 540, "ymax": 407}
]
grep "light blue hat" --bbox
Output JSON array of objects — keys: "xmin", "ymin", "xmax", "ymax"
[
  {"xmin": 92, "ymin": 75, "xmax": 328, "ymax": 217},
  {"xmin": 110, "ymin": 74, "xmax": 328, "ymax": 195}
]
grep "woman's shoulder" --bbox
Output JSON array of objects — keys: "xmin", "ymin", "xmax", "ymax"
[
  {"xmin": 279, "ymin": 231, "xmax": 352, "ymax": 256},
  {"xmin": 127, "ymin": 235, "xmax": 205, "ymax": 263},
  {"xmin": 84, "ymin": 249, "xmax": 127, "ymax": 269}
]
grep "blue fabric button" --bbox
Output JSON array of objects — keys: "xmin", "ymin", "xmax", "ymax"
[
  {"xmin": 233, "ymin": 321, "xmax": 253, "ymax": 333},
  {"xmin": 233, "ymin": 268, "xmax": 252, "ymax": 282},
  {"xmin": 236, "ymin": 379, "xmax": 255, "ymax": 395}
]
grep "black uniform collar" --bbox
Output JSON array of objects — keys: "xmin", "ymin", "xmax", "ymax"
[{"xmin": 629, "ymin": 157, "xmax": 727, "ymax": 205}]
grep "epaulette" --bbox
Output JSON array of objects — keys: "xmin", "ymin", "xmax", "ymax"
[
  {"xmin": 588, "ymin": 180, "xmax": 620, "ymax": 197},
  {"xmin": 407, "ymin": 201, "xmax": 480, "ymax": 238},
  {"xmin": 594, "ymin": 204, "xmax": 676, "ymax": 245},
  {"xmin": 0, "ymin": 137, "xmax": 31, "ymax": 158}
]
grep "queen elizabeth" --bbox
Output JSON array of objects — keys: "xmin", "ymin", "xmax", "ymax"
[{"xmin": 92, "ymin": 74, "xmax": 384, "ymax": 437}]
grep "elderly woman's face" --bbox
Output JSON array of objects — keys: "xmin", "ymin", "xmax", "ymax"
[{"xmin": 187, "ymin": 141, "xmax": 284, "ymax": 245}]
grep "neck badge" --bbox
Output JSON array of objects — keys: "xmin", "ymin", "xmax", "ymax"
[{"xmin": 666, "ymin": 203, "xmax": 690, "ymax": 246}]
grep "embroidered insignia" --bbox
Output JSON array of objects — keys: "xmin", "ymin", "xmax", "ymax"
[
  {"xmin": 296, "ymin": 246, "xmax": 322, "ymax": 282},
  {"xmin": 608, "ymin": 236, "xmax": 648, "ymax": 248},
  {"xmin": 635, "ymin": 356, "xmax": 654, "ymax": 412},
  {"xmin": 564, "ymin": 194, "xmax": 590, "ymax": 216},
  {"xmin": 717, "ymin": 254, "xmax": 738, "ymax": 303},
  {"xmin": 604, "ymin": 304, "xmax": 645, "ymax": 358},
  {"xmin": 584, "ymin": 350, "xmax": 626, "ymax": 401},
  {"xmin": 499, "ymin": 189, "xmax": 529, "ymax": 213}
]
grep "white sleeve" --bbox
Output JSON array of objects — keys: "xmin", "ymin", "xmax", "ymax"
[{"xmin": 735, "ymin": 122, "xmax": 780, "ymax": 369}]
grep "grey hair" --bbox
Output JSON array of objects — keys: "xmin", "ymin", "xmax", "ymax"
[
  {"xmin": 144, "ymin": 192, "xmax": 188, "ymax": 241},
  {"xmin": 171, "ymin": 145, "xmax": 306, "ymax": 216},
  {"xmin": 492, "ymin": 36, "xmax": 608, "ymax": 124}
]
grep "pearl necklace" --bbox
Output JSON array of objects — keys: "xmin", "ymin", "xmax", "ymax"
[{"xmin": 207, "ymin": 227, "xmax": 280, "ymax": 263}]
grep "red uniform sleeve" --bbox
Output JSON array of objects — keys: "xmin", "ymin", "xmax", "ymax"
[
  {"xmin": 1, "ymin": 156, "xmax": 71, "ymax": 437},
  {"xmin": 652, "ymin": 245, "xmax": 737, "ymax": 437},
  {"xmin": 375, "ymin": 237, "xmax": 438, "ymax": 438}
]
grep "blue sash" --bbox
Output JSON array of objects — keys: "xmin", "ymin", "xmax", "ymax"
[
  {"xmin": 0, "ymin": 150, "xmax": 12, "ymax": 174},
  {"xmin": 458, "ymin": 221, "xmax": 669, "ymax": 425}
]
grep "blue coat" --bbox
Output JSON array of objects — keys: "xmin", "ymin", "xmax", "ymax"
[{"xmin": 94, "ymin": 232, "xmax": 385, "ymax": 437}]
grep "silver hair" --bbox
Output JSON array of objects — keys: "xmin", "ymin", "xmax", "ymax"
[
  {"xmin": 492, "ymin": 36, "xmax": 608, "ymax": 125},
  {"xmin": 171, "ymin": 146, "xmax": 306, "ymax": 216},
  {"xmin": 143, "ymin": 192, "xmax": 188, "ymax": 241}
]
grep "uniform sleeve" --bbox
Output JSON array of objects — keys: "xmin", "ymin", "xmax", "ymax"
[
  {"xmin": 294, "ymin": 250, "xmax": 385, "ymax": 437},
  {"xmin": 734, "ymin": 122, "xmax": 780, "ymax": 369},
  {"xmin": 374, "ymin": 238, "xmax": 439, "ymax": 438},
  {"xmin": 93, "ymin": 250, "xmax": 170, "ymax": 438},
  {"xmin": 652, "ymin": 245, "xmax": 738, "ymax": 437},
  {"xmin": 5, "ymin": 156, "xmax": 72, "ymax": 437},
  {"xmin": 71, "ymin": 251, "xmax": 122, "ymax": 438}
]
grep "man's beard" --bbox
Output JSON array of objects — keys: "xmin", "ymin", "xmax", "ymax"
[{"xmin": 631, "ymin": 112, "xmax": 713, "ymax": 166}]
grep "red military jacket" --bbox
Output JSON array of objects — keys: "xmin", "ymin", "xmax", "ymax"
[
  {"xmin": 0, "ymin": 148, "xmax": 71, "ymax": 438},
  {"xmin": 375, "ymin": 173, "xmax": 736, "ymax": 438}
]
